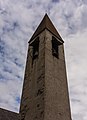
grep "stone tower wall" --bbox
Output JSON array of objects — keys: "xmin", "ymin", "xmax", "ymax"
[
  {"xmin": 20, "ymin": 29, "xmax": 71, "ymax": 120},
  {"xmin": 20, "ymin": 31, "xmax": 46, "ymax": 120},
  {"xmin": 44, "ymin": 30, "xmax": 71, "ymax": 120}
]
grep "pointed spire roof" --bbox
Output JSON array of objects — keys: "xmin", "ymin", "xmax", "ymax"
[{"xmin": 29, "ymin": 14, "xmax": 64, "ymax": 42}]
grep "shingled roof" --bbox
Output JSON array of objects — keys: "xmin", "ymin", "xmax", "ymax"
[
  {"xmin": 0, "ymin": 108, "xmax": 20, "ymax": 120},
  {"xmin": 29, "ymin": 13, "xmax": 64, "ymax": 42}
]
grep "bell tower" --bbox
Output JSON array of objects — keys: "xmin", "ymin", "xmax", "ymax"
[{"xmin": 20, "ymin": 14, "xmax": 72, "ymax": 120}]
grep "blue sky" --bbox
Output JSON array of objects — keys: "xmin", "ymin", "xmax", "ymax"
[{"xmin": 0, "ymin": 0, "xmax": 87, "ymax": 120}]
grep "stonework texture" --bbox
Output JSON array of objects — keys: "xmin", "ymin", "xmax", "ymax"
[
  {"xmin": 0, "ymin": 108, "xmax": 20, "ymax": 120},
  {"xmin": 20, "ymin": 29, "xmax": 72, "ymax": 120}
]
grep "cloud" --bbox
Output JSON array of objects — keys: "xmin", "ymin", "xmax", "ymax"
[
  {"xmin": 0, "ymin": 0, "xmax": 87, "ymax": 119},
  {"xmin": 0, "ymin": 79, "xmax": 22, "ymax": 112},
  {"xmin": 65, "ymin": 29, "xmax": 87, "ymax": 120}
]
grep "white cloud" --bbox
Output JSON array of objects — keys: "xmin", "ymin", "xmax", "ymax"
[
  {"xmin": 65, "ymin": 29, "xmax": 87, "ymax": 120},
  {"xmin": 0, "ymin": 79, "xmax": 22, "ymax": 112}
]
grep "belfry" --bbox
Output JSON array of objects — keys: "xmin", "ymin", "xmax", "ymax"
[{"xmin": 20, "ymin": 14, "xmax": 72, "ymax": 120}]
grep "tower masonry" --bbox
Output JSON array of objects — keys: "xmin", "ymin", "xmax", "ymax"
[{"xmin": 20, "ymin": 14, "xmax": 72, "ymax": 120}]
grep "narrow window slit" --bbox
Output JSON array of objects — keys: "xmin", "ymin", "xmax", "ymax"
[
  {"xmin": 52, "ymin": 36, "xmax": 62, "ymax": 58},
  {"xmin": 52, "ymin": 36, "xmax": 59, "ymax": 58},
  {"xmin": 32, "ymin": 37, "xmax": 39, "ymax": 60},
  {"xmin": 30, "ymin": 37, "xmax": 39, "ymax": 64}
]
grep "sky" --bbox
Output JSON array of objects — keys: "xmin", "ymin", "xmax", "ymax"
[{"xmin": 0, "ymin": 0, "xmax": 87, "ymax": 120}]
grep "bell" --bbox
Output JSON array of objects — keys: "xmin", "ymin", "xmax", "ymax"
[
  {"xmin": 53, "ymin": 49, "xmax": 57, "ymax": 54},
  {"xmin": 34, "ymin": 51, "xmax": 38, "ymax": 56}
]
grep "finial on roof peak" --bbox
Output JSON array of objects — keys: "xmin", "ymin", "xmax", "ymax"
[{"xmin": 45, "ymin": 13, "xmax": 48, "ymax": 16}]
